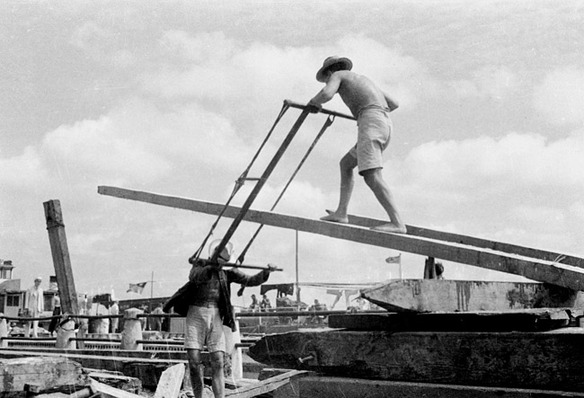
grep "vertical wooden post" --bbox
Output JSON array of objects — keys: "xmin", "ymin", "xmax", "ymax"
[
  {"xmin": 121, "ymin": 308, "xmax": 143, "ymax": 350},
  {"xmin": 0, "ymin": 316, "xmax": 8, "ymax": 348},
  {"xmin": 55, "ymin": 319, "xmax": 76, "ymax": 349},
  {"xmin": 424, "ymin": 257, "xmax": 436, "ymax": 279},
  {"xmin": 295, "ymin": 230, "xmax": 300, "ymax": 309},
  {"xmin": 43, "ymin": 200, "xmax": 79, "ymax": 315},
  {"xmin": 226, "ymin": 309, "xmax": 243, "ymax": 380}
]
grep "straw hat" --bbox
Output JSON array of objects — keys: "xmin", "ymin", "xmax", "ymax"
[{"xmin": 316, "ymin": 56, "xmax": 353, "ymax": 82}]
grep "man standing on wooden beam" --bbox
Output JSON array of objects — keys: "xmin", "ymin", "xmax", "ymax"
[{"xmin": 308, "ymin": 56, "xmax": 407, "ymax": 234}]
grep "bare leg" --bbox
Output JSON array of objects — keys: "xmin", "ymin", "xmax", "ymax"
[
  {"xmin": 362, "ymin": 168, "xmax": 407, "ymax": 233},
  {"xmin": 210, "ymin": 351, "xmax": 225, "ymax": 398},
  {"xmin": 187, "ymin": 349, "xmax": 205, "ymax": 398},
  {"xmin": 320, "ymin": 152, "xmax": 357, "ymax": 223}
]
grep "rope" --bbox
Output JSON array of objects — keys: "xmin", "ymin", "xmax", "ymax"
[
  {"xmin": 189, "ymin": 102, "xmax": 291, "ymax": 263},
  {"xmin": 552, "ymin": 254, "xmax": 566, "ymax": 264},
  {"xmin": 236, "ymin": 114, "xmax": 336, "ymax": 264},
  {"xmin": 231, "ymin": 102, "xmax": 291, "ymax": 196}
]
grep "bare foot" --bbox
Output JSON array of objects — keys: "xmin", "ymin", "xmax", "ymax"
[
  {"xmin": 371, "ymin": 223, "xmax": 407, "ymax": 234},
  {"xmin": 320, "ymin": 210, "xmax": 348, "ymax": 223}
]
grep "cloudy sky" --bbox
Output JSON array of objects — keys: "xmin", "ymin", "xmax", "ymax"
[{"xmin": 2, "ymin": 0, "xmax": 584, "ymax": 309}]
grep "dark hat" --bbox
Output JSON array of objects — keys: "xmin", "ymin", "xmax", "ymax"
[{"xmin": 316, "ymin": 56, "xmax": 353, "ymax": 82}]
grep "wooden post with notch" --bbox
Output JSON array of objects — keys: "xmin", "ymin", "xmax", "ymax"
[
  {"xmin": 44, "ymin": 199, "xmax": 79, "ymax": 315},
  {"xmin": 423, "ymin": 257, "xmax": 435, "ymax": 279}
]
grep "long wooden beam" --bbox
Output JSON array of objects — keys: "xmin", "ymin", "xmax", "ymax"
[
  {"xmin": 338, "ymin": 211, "xmax": 584, "ymax": 269},
  {"xmin": 360, "ymin": 279, "xmax": 582, "ymax": 313},
  {"xmin": 294, "ymin": 376, "xmax": 584, "ymax": 398},
  {"xmin": 97, "ymin": 186, "xmax": 584, "ymax": 291}
]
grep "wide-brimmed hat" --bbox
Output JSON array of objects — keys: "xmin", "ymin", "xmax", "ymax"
[
  {"xmin": 209, "ymin": 240, "xmax": 233, "ymax": 262},
  {"xmin": 316, "ymin": 56, "xmax": 353, "ymax": 82}
]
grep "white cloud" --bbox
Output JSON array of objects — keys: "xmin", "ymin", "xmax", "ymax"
[
  {"xmin": 335, "ymin": 35, "xmax": 434, "ymax": 109},
  {"xmin": 141, "ymin": 32, "xmax": 315, "ymax": 105},
  {"xmin": 570, "ymin": 201, "xmax": 584, "ymax": 220},
  {"xmin": 401, "ymin": 131, "xmax": 584, "ymax": 191},
  {"xmin": 43, "ymin": 114, "xmax": 171, "ymax": 184},
  {"xmin": 141, "ymin": 32, "xmax": 430, "ymax": 121},
  {"xmin": 395, "ymin": 129, "xmax": 584, "ymax": 252},
  {"xmin": 245, "ymin": 179, "xmax": 329, "ymax": 219},
  {"xmin": 38, "ymin": 97, "xmax": 257, "ymax": 189},
  {"xmin": 534, "ymin": 66, "xmax": 584, "ymax": 125},
  {"xmin": 70, "ymin": 21, "xmax": 112, "ymax": 51},
  {"xmin": 450, "ymin": 65, "xmax": 518, "ymax": 100},
  {"xmin": 160, "ymin": 30, "xmax": 236, "ymax": 63},
  {"xmin": 0, "ymin": 146, "xmax": 46, "ymax": 187}
]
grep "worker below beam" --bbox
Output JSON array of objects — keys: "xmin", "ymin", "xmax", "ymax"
[{"xmin": 165, "ymin": 241, "xmax": 276, "ymax": 398}]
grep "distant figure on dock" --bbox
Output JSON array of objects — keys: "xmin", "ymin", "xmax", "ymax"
[
  {"xmin": 140, "ymin": 304, "xmax": 149, "ymax": 330},
  {"xmin": 79, "ymin": 294, "xmax": 88, "ymax": 315},
  {"xmin": 309, "ymin": 299, "xmax": 328, "ymax": 325},
  {"xmin": 48, "ymin": 292, "xmax": 61, "ymax": 336},
  {"xmin": 260, "ymin": 294, "xmax": 271, "ymax": 311},
  {"xmin": 310, "ymin": 299, "xmax": 326, "ymax": 312},
  {"xmin": 249, "ymin": 294, "xmax": 259, "ymax": 312},
  {"xmin": 436, "ymin": 262, "xmax": 445, "ymax": 280},
  {"xmin": 150, "ymin": 302, "xmax": 164, "ymax": 332},
  {"xmin": 109, "ymin": 300, "xmax": 119, "ymax": 333},
  {"xmin": 25, "ymin": 277, "xmax": 44, "ymax": 337},
  {"xmin": 308, "ymin": 56, "xmax": 406, "ymax": 234},
  {"xmin": 424, "ymin": 257, "xmax": 445, "ymax": 280}
]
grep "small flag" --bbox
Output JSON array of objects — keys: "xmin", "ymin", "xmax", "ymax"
[
  {"xmin": 385, "ymin": 254, "xmax": 401, "ymax": 264},
  {"xmin": 127, "ymin": 282, "xmax": 147, "ymax": 294}
]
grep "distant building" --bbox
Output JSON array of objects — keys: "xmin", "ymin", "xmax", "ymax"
[
  {"xmin": 0, "ymin": 260, "xmax": 57, "ymax": 320},
  {"xmin": 0, "ymin": 260, "xmax": 22, "ymax": 317}
]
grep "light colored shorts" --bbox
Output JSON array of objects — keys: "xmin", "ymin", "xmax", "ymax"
[
  {"xmin": 184, "ymin": 305, "xmax": 226, "ymax": 353},
  {"xmin": 349, "ymin": 107, "xmax": 392, "ymax": 175}
]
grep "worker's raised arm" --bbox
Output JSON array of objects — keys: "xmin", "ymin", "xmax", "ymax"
[
  {"xmin": 308, "ymin": 73, "xmax": 342, "ymax": 107},
  {"xmin": 382, "ymin": 90, "xmax": 399, "ymax": 112},
  {"xmin": 227, "ymin": 265, "xmax": 273, "ymax": 286}
]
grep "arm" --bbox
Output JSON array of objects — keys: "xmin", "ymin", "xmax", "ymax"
[
  {"xmin": 227, "ymin": 264, "xmax": 276, "ymax": 287},
  {"xmin": 382, "ymin": 90, "xmax": 399, "ymax": 112},
  {"xmin": 308, "ymin": 73, "xmax": 342, "ymax": 106}
]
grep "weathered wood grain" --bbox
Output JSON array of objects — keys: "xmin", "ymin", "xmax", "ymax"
[
  {"xmin": 361, "ymin": 279, "xmax": 584, "ymax": 313},
  {"xmin": 328, "ymin": 308, "xmax": 576, "ymax": 332},
  {"xmin": 43, "ymin": 199, "xmax": 80, "ymax": 314},
  {"xmin": 248, "ymin": 329, "xmax": 584, "ymax": 391},
  {"xmin": 283, "ymin": 376, "xmax": 584, "ymax": 398},
  {"xmin": 0, "ymin": 357, "xmax": 87, "ymax": 393}
]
